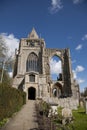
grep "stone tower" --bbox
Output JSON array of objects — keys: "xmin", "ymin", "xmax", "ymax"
[{"xmin": 13, "ymin": 28, "xmax": 79, "ymax": 101}]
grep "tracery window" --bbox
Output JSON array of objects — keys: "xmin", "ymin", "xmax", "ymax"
[{"xmin": 26, "ymin": 52, "xmax": 38, "ymax": 72}]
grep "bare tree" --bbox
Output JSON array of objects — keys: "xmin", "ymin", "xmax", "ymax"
[
  {"xmin": 0, "ymin": 35, "xmax": 13, "ymax": 83},
  {"xmin": 0, "ymin": 35, "xmax": 8, "ymax": 59}
]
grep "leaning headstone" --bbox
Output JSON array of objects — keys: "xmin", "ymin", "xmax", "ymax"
[{"xmin": 62, "ymin": 108, "xmax": 72, "ymax": 125}]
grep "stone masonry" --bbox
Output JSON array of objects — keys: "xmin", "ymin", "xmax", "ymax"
[{"xmin": 13, "ymin": 28, "xmax": 79, "ymax": 108}]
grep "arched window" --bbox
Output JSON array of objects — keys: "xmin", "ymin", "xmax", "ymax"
[
  {"xmin": 26, "ymin": 52, "xmax": 38, "ymax": 72},
  {"xmin": 29, "ymin": 74, "xmax": 35, "ymax": 82},
  {"xmin": 50, "ymin": 55, "xmax": 62, "ymax": 81}
]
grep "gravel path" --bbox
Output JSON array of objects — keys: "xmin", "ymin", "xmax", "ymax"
[{"xmin": 1, "ymin": 100, "xmax": 38, "ymax": 130}]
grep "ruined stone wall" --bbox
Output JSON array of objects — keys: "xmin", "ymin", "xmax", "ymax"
[
  {"xmin": 13, "ymin": 29, "xmax": 79, "ymax": 101},
  {"xmin": 43, "ymin": 97, "xmax": 79, "ymax": 110}
]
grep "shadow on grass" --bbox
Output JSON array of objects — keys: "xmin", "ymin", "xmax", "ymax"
[{"xmin": 78, "ymin": 111, "xmax": 85, "ymax": 115}]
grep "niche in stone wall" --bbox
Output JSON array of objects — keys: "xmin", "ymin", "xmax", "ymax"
[{"xmin": 50, "ymin": 55, "xmax": 62, "ymax": 81}]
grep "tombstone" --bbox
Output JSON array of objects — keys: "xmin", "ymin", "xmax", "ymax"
[
  {"xmin": 48, "ymin": 103, "xmax": 58, "ymax": 117},
  {"xmin": 62, "ymin": 108, "xmax": 73, "ymax": 125},
  {"xmin": 85, "ymin": 97, "xmax": 87, "ymax": 114},
  {"xmin": 80, "ymin": 100, "xmax": 84, "ymax": 108}
]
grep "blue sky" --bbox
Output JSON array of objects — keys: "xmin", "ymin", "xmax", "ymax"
[{"xmin": 0, "ymin": 0, "xmax": 87, "ymax": 91}]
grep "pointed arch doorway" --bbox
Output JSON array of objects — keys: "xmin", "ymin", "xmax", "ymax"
[
  {"xmin": 52, "ymin": 82, "xmax": 63, "ymax": 98},
  {"xmin": 28, "ymin": 87, "xmax": 36, "ymax": 100}
]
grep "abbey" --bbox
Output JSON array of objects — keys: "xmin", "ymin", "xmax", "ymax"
[{"xmin": 13, "ymin": 28, "xmax": 79, "ymax": 103}]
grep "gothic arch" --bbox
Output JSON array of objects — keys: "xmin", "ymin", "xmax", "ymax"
[
  {"xmin": 48, "ymin": 51, "xmax": 64, "ymax": 76},
  {"xmin": 49, "ymin": 53, "xmax": 63, "ymax": 81},
  {"xmin": 46, "ymin": 49, "xmax": 72, "ymax": 97},
  {"xmin": 26, "ymin": 52, "xmax": 38, "ymax": 72},
  {"xmin": 52, "ymin": 82, "xmax": 63, "ymax": 98},
  {"xmin": 49, "ymin": 50, "xmax": 63, "ymax": 62},
  {"xmin": 49, "ymin": 54, "xmax": 62, "ymax": 68},
  {"xmin": 28, "ymin": 87, "xmax": 36, "ymax": 100}
]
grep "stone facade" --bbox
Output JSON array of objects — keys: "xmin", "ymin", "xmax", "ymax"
[{"xmin": 13, "ymin": 28, "xmax": 79, "ymax": 103}]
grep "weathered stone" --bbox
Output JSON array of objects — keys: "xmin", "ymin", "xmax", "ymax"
[
  {"xmin": 62, "ymin": 108, "xmax": 73, "ymax": 125},
  {"xmin": 62, "ymin": 108, "xmax": 72, "ymax": 118},
  {"xmin": 80, "ymin": 101, "xmax": 84, "ymax": 108},
  {"xmin": 13, "ymin": 28, "xmax": 79, "ymax": 108},
  {"xmin": 48, "ymin": 103, "xmax": 58, "ymax": 117},
  {"xmin": 85, "ymin": 97, "xmax": 87, "ymax": 114}
]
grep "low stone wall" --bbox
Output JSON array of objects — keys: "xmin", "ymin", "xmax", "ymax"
[
  {"xmin": 43, "ymin": 97, "xmax": 79, "ymax": 110},
  {"xmin": 59, "ymin": 98, "xmax": 79, "ymax": 110}
]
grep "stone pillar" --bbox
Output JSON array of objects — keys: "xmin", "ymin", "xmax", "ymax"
[
  {"xmin": 37, "ymin": 85, "xmax": 40, "ymax": 98},
  {"xmin": 17, "ymin": 55, "xmax": 21, "ymax": 74},
  {"xmin": 38, "ymin": 85, "xmax": 42, "ymax": 99},
  {"xmin": 63, "ymin": 48, "xmax": 72, "ymax": 97},
  {"xmin": 39, "ymin": 84, "xmax": 42, "ymax": 98},
  {"xmin": 42, "ymin": 47, "xmax": 45, "ymax": 75},
  {"xmin": 36, "ymin": 88, "xmax": 38, "ymax": 99}
]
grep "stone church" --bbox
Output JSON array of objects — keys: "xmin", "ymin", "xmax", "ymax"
[{"xmin": 13, "ymin": 28, "xmax": 79, "ymax": 103}]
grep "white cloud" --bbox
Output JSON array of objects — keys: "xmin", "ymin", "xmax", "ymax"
[
  {"xmin": 75, "ymin": 44, "xmax": 82, "ymax": 50},
  {"xmin": 77, "ymin": 78, "xmax": 85, "ymax": 84},
  {"xmin": 73, "ymin": 70, "xmax": 77, "ymax": 79},
  {"xmin": 82, "ymin": 34, "xmax": 87, "ymax": 41},
  {"xmin": 73, "ymin": 65, "xmax": 85, "ymax": 84},
  {"xmin": 8, "ymin": 71, "xmax": 13, "ymax": 77},
  {"xmin": 73, "ymin": 65, "xmax": 85, "ymax": 78},
  {"xmin": 75, "ymin": 65, "xmax": 85, "ymax": 72},
  {"xmin": 49, "ymin": 0, "xmax": 63, "ymax": 14},
  {"xmin": 1, "ymin": 33, "xmax": 19, "ymax": 57},
  {"xmin": 73, "ymin": 0, "xmax": 84, "ymax": 4},
  {"xmin": 50, "ymin": 58, "xmax": 62, "ymax": 75},
  {"xmin": 73, "ymin": 70, "xmax": 85, "ymax": 84}
]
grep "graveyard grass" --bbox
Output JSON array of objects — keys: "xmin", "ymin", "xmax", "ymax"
[{"xmin": 68, "ymin": 107, "xmax": 87, "ymax": 130}]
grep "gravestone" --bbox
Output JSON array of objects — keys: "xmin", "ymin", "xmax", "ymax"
[
  {"xmin": 85, "ymin": 97, "xmax": 87, "ymax": 114},
  {"xmin": 62, "ymin": 108, "xmax": 72, "ymax": 125},
  {"xmin": 48, "ymin": 103, "xmax": 58, "ymax": 117}
]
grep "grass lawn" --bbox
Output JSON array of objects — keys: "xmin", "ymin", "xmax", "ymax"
[
  {"xmin": 68, "ymin": 107, "xmax": 87, "ymax": 130},
  {"xmin": 56, "ymin": 107, "xmax": 87, "ymax": 130}
]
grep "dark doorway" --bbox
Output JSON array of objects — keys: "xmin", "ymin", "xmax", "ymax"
[{"xmin": 28, "ymin": 87, "xmax": 36, "ymax": 100}]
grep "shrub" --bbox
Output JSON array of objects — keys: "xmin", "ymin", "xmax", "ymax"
[
  {"xmin": 0, "ymin": 83, "xmax": 26, "ymax": 121},
  {"xmin": 39, "ymin": 100, "xmax": 50, "ymax": 117}
]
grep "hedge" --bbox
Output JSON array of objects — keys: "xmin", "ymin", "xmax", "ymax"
[{"xmin": 0, "ymin": 83, "xmax": 26, "ymax": 121}]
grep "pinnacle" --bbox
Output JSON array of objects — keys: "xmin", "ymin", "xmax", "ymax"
[{"xmin": 28, "ymin": 28, "xmax": 39, "ymax": 39}]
